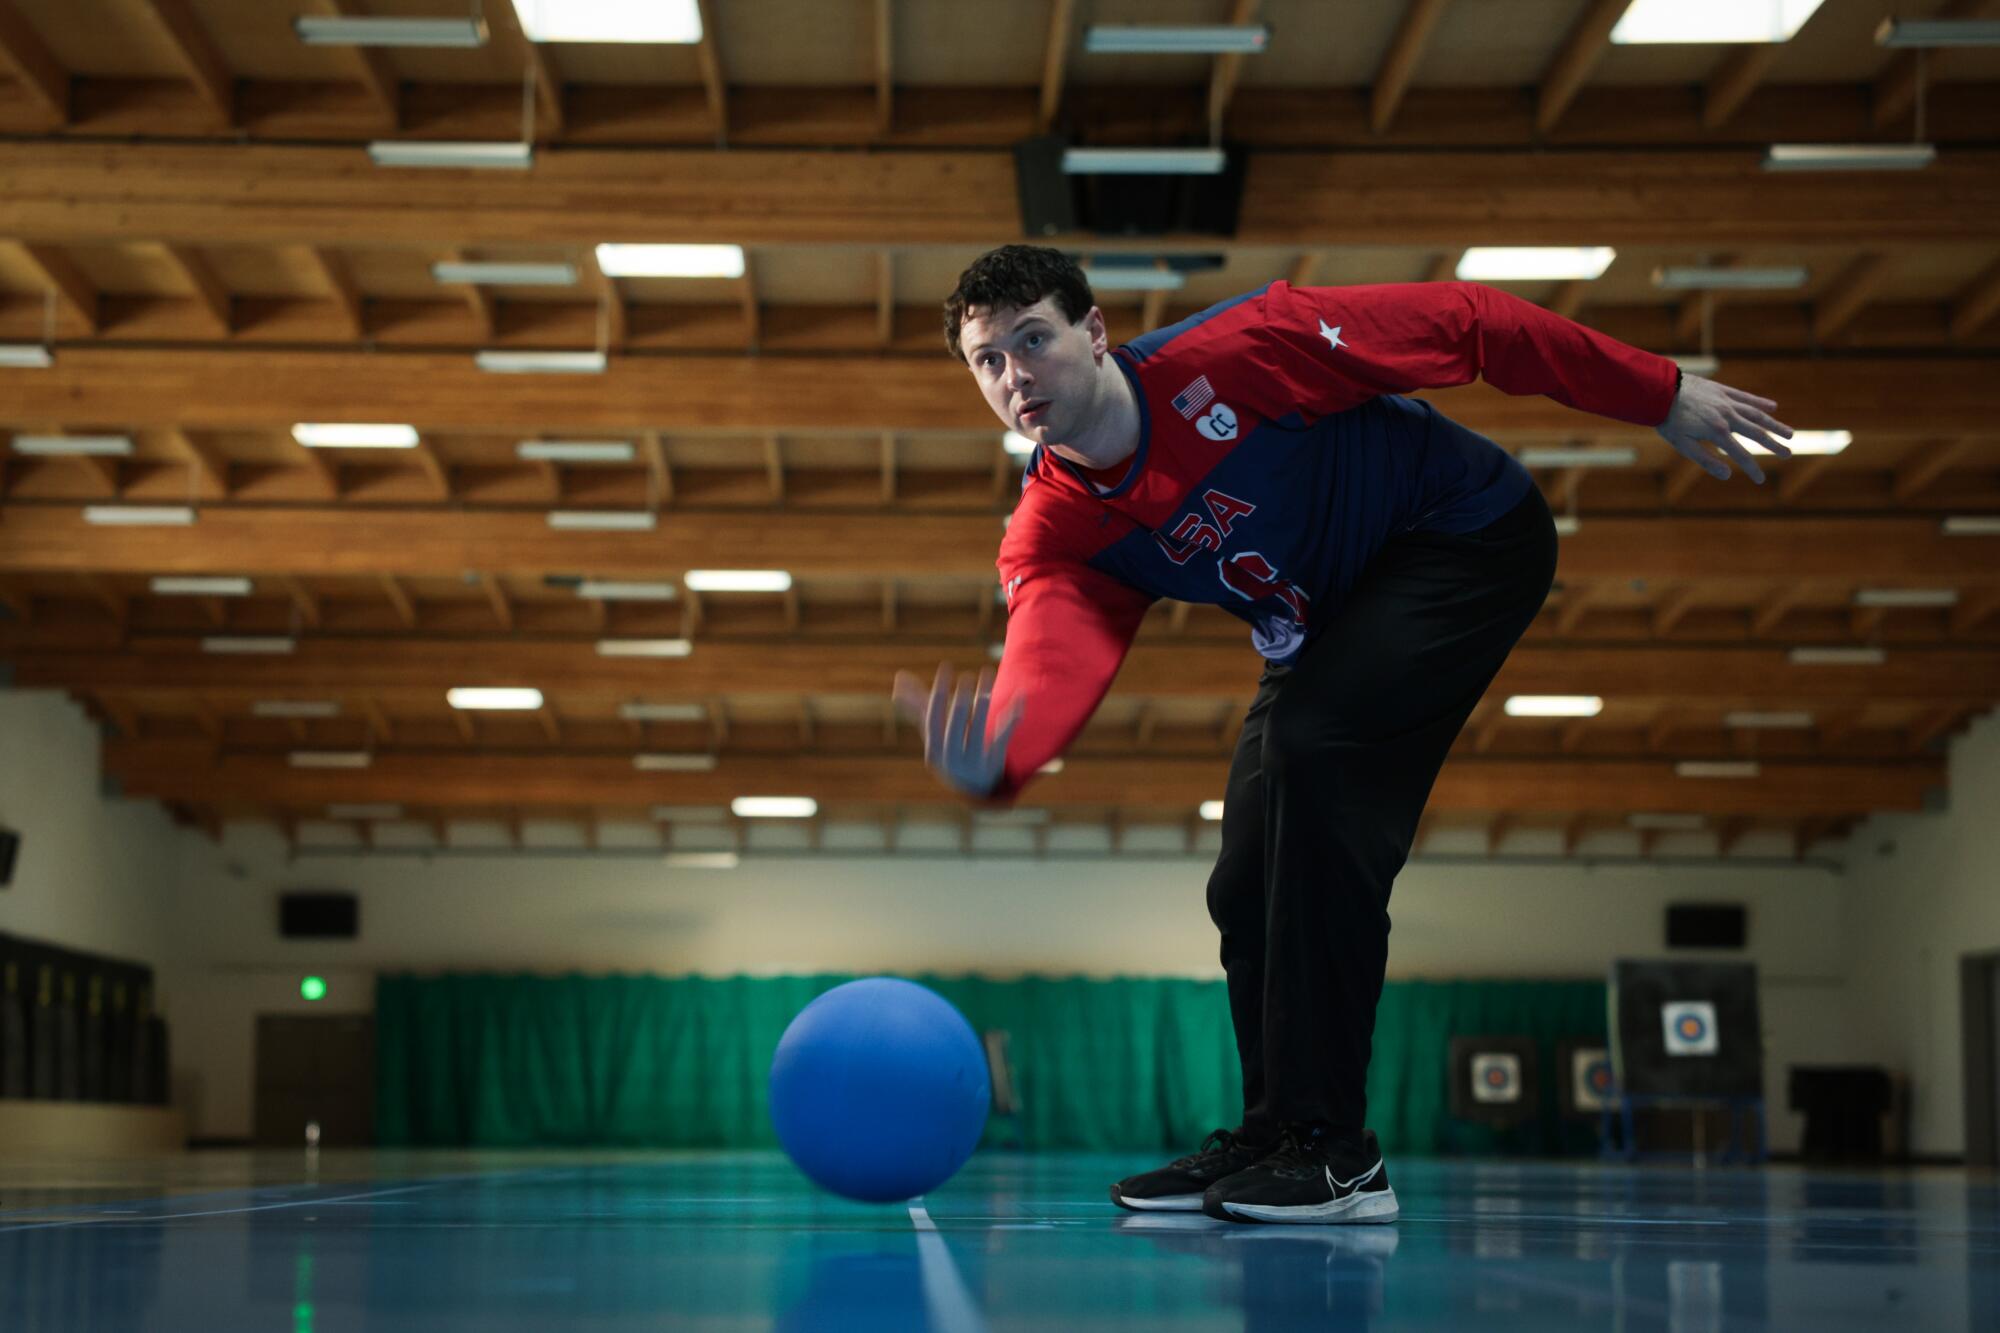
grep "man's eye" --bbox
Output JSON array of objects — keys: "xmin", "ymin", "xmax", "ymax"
[{"xmin": 1025, "ymin": 334, "xmax": 1044, "ymax": 348}]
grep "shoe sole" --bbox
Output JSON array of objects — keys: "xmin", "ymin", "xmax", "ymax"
[
  {"xmin": 1216, "ymin": 1187, "xmax": 1400, "ymax": 1225},
  {"xmin": 1109, "ymin": 1189, "xmax": 1205, "ymax": 1212}
]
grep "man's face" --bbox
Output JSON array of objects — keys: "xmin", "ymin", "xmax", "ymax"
[{"xmin": 959, "ymin": 297, "xmax": 1108, "ymax": 453}]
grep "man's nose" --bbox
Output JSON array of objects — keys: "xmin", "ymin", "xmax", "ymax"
[{"xmin": 1004, "ymin": 360, "xmax": 1032, "ymax": 390}]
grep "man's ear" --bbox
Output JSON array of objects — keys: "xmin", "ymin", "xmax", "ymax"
[{"xmin": 1084, "ymin": 305, "xmax": 1109, "ymax": 359}]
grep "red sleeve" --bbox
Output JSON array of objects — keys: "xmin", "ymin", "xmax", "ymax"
[
  {"xmin": 986, "ymin": 486, "xmax": 1155, "ymax": 805},
  {"xmin": 1252, "ymin": 280, "xmax": 1679, "ymax": 428}
]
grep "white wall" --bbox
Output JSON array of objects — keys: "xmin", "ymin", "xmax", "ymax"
[
  {"xmin": 169, "ymin": 815, "xmax": 1851, "ymax": 1149},
  {"xmin": 1840, "ymin": 707, "xmax": 2000, "ymax": 1157},
  {"xmin": 0, "ymin": 689, "xmax": 184, "ymax": 993}
]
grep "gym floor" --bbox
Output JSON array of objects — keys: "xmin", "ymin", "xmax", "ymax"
[{"xmin": 1, "ymin": 1150, "xmax": 1994, "ymax": 1330}]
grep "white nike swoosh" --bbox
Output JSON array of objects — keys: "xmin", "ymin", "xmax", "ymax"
[{"xmin": 1324, "ymin": 1157, "xmax": 1383, "ymax": 1195}]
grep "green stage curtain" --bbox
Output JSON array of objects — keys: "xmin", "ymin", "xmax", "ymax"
[{"xmin": 376, "ymin": 973, "xmax": 1605, "ymax": 1154}]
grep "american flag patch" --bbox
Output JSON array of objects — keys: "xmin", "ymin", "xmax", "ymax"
[{"xmin": 1172, "ymin": 376, "xmax": 1215, "ymax": 419}]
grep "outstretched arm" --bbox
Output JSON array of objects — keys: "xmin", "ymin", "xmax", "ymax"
[{"xmin": 1259, "ymin": 280, "xmax": 1793, "ymax": 481}]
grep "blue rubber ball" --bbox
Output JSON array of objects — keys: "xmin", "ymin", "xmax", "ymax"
[{"xmin": 769, "ymin": 978, "xmax": 991, "ymax": 1202}]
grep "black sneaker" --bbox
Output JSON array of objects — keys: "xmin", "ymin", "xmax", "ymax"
[
  {"xmin": 1110, "ymin": 1127, "xmax": 1276, "ymax": 1212},
  {"xmin": 1202, "ymin": 1126, "xmax": 1399, "ymax": 1225}
]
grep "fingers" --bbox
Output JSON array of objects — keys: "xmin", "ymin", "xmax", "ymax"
[
  {"xmin": 1726, "ymin": 418, "xmax": 1789, "ymax": 460},
  {"xmin": 967, "ymin": 668, "xmax": 994, "ymax": 757},
  {"xmin": 942, "ymin": 670, "xmax": 976, "ymax": 762},
  {"xmin": 1720, "ymin": 384, "xmax": 1779, "ymax": 414},
  {"xmin": 926, "ymin": 663, "xmax": 953, "ymax": 758},
  {"xmin": 891, "ymin": 670, "xmax": 928, "ymax": 723},
  {"xmin": 1709, "ymin": 422, "xmax": 1766, "ymax": 485},
  {"xmin": 1674, "ymin": 434, "xmax": 1731, "ymax": 481}
]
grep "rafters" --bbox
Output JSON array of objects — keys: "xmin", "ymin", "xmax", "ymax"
[
  {"xmin": 1037, "ymin": 0, "xmax": 1076, "ymax": 133},
  {"xmin": 311, "ymin": 0, "xmax": 398, "ymax": 126},
  {"xmin": 161, "ymin": 243, "xmax": 232, "ymax": 336},
  {"xmin": 139, "ymin": 0, "xmax": 233, "ymax": 125},
  {"xmin": 1535, "ymin": 0, "xmax": 1624, "ymax": 133},
  {"xmin": 693, "ymin": 0, "xmax": 727, "ymax": 139},
  {"xmin": 1874, "ymin": 0, "xmax": 1998, "ymax": 128},
  {"xmin": 1950, "ymin": 259, "xmax": 2000, "ymax": 342},
  {"xmin": 1813, "ymin": 253, "xmax": 1893, "ymax": 343},
  {"xmin": 874, "ymin": 0, "xmax": 893, "ymax": 137},
  {"xmin": 1702, "ymin": 45, "xmax": 1786, "ymax": 132},
  {"xmin": 0, "ymin": 0, "xmax": 67, "ymax": 123},
  {"xmin": 9, "ymin": 242, "xmax": 99, "ymax": 334},
  {"xmin": 302, "ymin": 246, "xmax": 365, "ymax": 340},
  {"xmin": 1371, "ymin": 0, "xmax": 1449, "ymax": 135},
  {"xmin": 1207, "ymin": 0, "xmax": 1261, "ymax": 141}
]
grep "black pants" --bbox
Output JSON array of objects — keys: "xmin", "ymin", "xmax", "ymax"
[{"xmin": 1207, "ymin": 486, "xmax": 1559, "ymax": 1138}]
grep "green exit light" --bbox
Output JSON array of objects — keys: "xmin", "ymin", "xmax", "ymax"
[{"xmin": 301, "ymin": 976, "xmax": 327, "ymax": 1002}]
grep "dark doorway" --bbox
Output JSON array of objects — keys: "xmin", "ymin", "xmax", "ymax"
[
  {"xmin": 1962, "ymin": 952, "xmax": 2000, "ymax": 1170},
  {"xmin": 253, "ymin": 1013, "xmax": 375, "ymax": 1148}
]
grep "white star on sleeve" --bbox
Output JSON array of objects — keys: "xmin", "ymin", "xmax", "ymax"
[{"xmin": 1318, "ymin": 318, "xmax": 1346, "ymax": 351}]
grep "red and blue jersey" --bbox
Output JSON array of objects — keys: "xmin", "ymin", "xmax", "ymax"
[{"xmin": 988, "ymin": 280, "xmax": 1678, "ymax": 801}]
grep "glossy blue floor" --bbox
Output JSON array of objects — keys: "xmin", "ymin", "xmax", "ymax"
[{"xmin": 2, "ymin": 1149, "xmax": 1996, "ymax": 1330}]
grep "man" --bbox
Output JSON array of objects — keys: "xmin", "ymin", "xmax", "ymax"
[{"xmin": 893, "ymin": 246, "xmax": 1791, "ymax": 1225}]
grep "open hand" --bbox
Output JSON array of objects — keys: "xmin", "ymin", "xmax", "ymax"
[
  {"xmin": 892, "ymin": 664, "xmax": 1024, "ymax": 799},
  {"xmin": 1657, "ymin": 374, "xmax": 1794, "ymax": 484}
]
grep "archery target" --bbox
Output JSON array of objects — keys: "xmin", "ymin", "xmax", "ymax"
[
  {"xmin": 1572, "ymin": 1047, "xmax": 1614, "ymax": 1111},
  {"xmin": 1471, "ymin": 1052, "xmax": 1522, "ymax": 1104},
  {"xmin": 1662, "ymin": 1000, "xmax": 1719, "ymax": 1056}
]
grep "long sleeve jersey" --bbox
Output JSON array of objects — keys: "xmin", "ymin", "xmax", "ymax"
[{"xmin": 986, "ymin": 280, "xmax": 1679, "ymax": 803}]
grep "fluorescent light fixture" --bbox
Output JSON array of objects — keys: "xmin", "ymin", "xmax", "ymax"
[
  {"xmin": 150, "ymin": 576, "xmax": 252, "ymax": 596},
  {"xmin": 1764, "ymin": 144, "xmax": 1936, "ymax": 172},
  {"xmin": 476, "ymin": 350, "xmax": 607, "ymax": 374},
  {"xmin": 547, "ymin": 510, "xmax": 656, "ymax": 531},
  {"xmin": 594, "ymin": 243, "xmax": 744, "ymax": 279},
  {"xmin": 1759, "ymin": 429, "xmax": 1849, "ymax": 456},
  {"xmin": 289, "ymin": 751, "xmax": 373, "ymax": 769},
  {"xmin": 665, "ymin": 852, "xmax": 740, "ymax": 869},
  {"xmin": 1456, "ymin": 248, "xmax": 1615, "ymax": 282},
  {"xmin": 292, "ymin": 423, "xmax": 419, "ymax": 449},
  {"xmin": 1675, "ymin": 761, "xmax": 1761, "ymax": 779},
  {"xmin": 633, "ymin": 753, "xmax": 718, "ymax": 772},
  {"xmin": 368, "ymin": 141, "xmax": 532, "ymax": 170},
  {"xmin": 1062, "ymin": 147, "xmax": 1227, "ymax": 175},
  {"xmin": 1943, "ymin": 516, "xmax": 2000, "ymax": 536},
  {"xmin": 621, "ymin": 702, "xmax": 706, "ymax": 722},
  {"xmin": 0, "ymin": 344, "xmax": 53, "ymax": 368},
  {"xmin": 327, "ymin": 803, "xmax": 405, "ymax": 819},
  {"xmin": 974, "ymin": 808, "xmax": 1052, "ymax": 826},
  {"xmin": 432, "ymin": 262, "xmax": 578, "ymax": 287},
  {"xmin": 1002, "ymin": 431, "xmax": 1038, "ymax": 457},
  {"xmin": 683, "ymin": 570, "xmax": 792, "ymax": 593},
  {"xmin": 1628, "ymin": 812, "xmax": 1708, "ymax": 831},
  {"xmin": 988, "ymin": 642, "xmax": 1005, "ymax": 660},
  {"xmin": 1038, "ymin": 759, "xmax": 1065, "ymax": 775},
  {"xmin": 1787, "ymin": 646, "xmax": 1885, "ymax": 665},
  {"xmin": 732, "ymin": 796, "xmax": 818, "ymax": 818},
  {"xmin": 1877, "ymin": 18, "xmax": 2000, "ymax": 47},
  {"xmin": 1552, "ymin": 515, "xmax": 1582, "ymax": 537},
  {"xmin": 1081, "ymin": 267, "xmax": 1187, "ymax": 292},
  {"xmin": 512, "ymin": 0, "xmax": 703, "ymax": 43},
  {"xmin": 11, "ymin": 434, "xmax": 133, "ymax": 456},
  {"xmin": 518, "ymin": 440, "xmax": 634, "ymax": 463},
  {"xmin": 1612, "ymin": 0, "xmax": 1825, "ymax": 44},
  {"xmin": 651, "ymin": 804, "xmax": 729, "ymax": 820},
  {"xmin": 1652, "ymin": 266, "xmax": 1810, "ymax": 291},
  {"xmin": 597, "ymin": 638, "xmax": 694, "ymax": 658},
  {"xmin": 203, "ymin": 636, "xmax": 296, "ymax": 654},
  {"xmin": 576, "ymin": 581, "xmax": 677, "ymax": 601},
  {"xmin": 1671, "ymin": 355, "xmax": 1721, "ymax": 376},
  {"xmin": 1854, "ymin": 588, "xmax": 1959, "ymax": 609},
  {"xmin": 1517, "ymin": 447, "xmax": 1637, "ymax": 469},
  {"xmin": 1725, "ymin": 710, "xmax": 1816, "ymax": 729},
  {"xmin": 253, "ymin": 700, "xmax": 341, "ymax": 719},
  {"xmin": 1084, "ymin": 24, "xmax": 1270, "ymax": 54},
  {"xmin": 84, "ymin": 506, "xmax": 196, "ymax": 526},
  {"xmin": 295, "ymin": 16, "xmax": 487, "ymax": 47},
  {"xmin": 1504, "ymin": 695, "xmax": 1604, "ymax": 718},
  {"xmin": 1199, "ymin": 800, "xmax": 1226, "ymax": 821},
  {"xmin": 446, "ymin": 687, "xmax": 545, "ymax": 710}
]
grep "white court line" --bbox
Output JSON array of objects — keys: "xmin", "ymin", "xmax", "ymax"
[
  {"xmin": 0, "ymin": 1182, "xmax": 442, "ymax": 1235},
  {"xmin": 908, "ymin": 1203, "xmax": 988, "ymax": 1333}
]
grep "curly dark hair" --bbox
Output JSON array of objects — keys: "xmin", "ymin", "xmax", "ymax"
[{"xmin": 942, "ymin": 245, "xmax": 1095, "ymax": 361}]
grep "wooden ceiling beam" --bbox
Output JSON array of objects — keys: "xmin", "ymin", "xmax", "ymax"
[
  {"xmin": 313, "ymin": 0, "xmax": 398, "ymax": 127},
  {"xmin": 8, "ymin": 242, "xmax": 98, "ymax": 334},
  {"xmin": 2, "ymin": 345, "xmax": 1987, "ymax": 436},
  {"xmin": 693, "ymin": 0, "xmax": 726, "ymax": 140},
  {"xmin": 874, "ymin": 0, "xmax": 893, "ymax": 137},
  {"xmin": 167, "ymin": 427, "xmax": 230, "ymax": 497},
  {"xmin": 1370, "ymin": 0, "xmax": 1449, "ymax": 135},
  {"xmin": 1812, "ymin": 253, "xmax": 1893, "ymax": 343},
  {"xmin": 1207, "ymin": 0, "xmax": 1261, "ymax": 141},
  {"xmin": 139, "ymin": 0, "xmax": 234, "ymax": 126},
  {"xmin": 5, "ymin": 502, "xmax": 1998, "ymax": 584},
  {"xmin": 160, "ymin": 243, "xmax": 232, "ymax": 336},
  {"xmin": 7, "ymin": 139, "xmax": 1999, "ymax": 251},
  {"xmin": 99, "ymin": 741, "xmax": 1942, "ymax": 817},
  {"xmin": 15, "ymin": 639, "xmax": 1999, "ymax": 706},
  {"xmin": 1893, "ymin": 438, "xmax": 1976, "ymax": 502},
  {"xmin": 0, "ymin": 0, "xmax": 66, "ymax": 124},
  {"xmin": 1874, "ymin": 0, "xmax": 1998, "ymax": 128},
  {"xmin": 1534, "ymin": 0, "xmax": 1625, "ymax": 133},
  {"xmin": 1037, "ymin": 0, "xmax": 1076, "ymax": 133},
  {"xmin": 485, "ymin": 0, "xmax": 561, "ymax": 137},
  {"xmin": 1950, "ymin": 258, "xmax": 2000, "ymax": 342},
  {"xmin": 1702, "ymin": 45, "xmax": 1786, "ymax": 131},
  {"xmin": 302, "ymin": 246, "xmax": 365, "ymax": 339}
]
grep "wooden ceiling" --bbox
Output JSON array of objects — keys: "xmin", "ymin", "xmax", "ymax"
[{"xmin": 1, "ymin": 0, "xmax": 1997, "ymax": 861}]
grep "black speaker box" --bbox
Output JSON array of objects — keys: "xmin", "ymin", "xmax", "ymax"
[
  {"xmin": 280, "ymin": 892, "xmax": 359, "ymax": 939},
  {"xmin": 1667, "ymin": 902, "xmax": 1746, "ymax": 949},
  {"xmin": 0, "ymin": 828, "xmax": 19, "ymax": 886},
  {"xmin": 1610, "ymin": 960, "xmax": 1763, "ymax": 1099}
]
